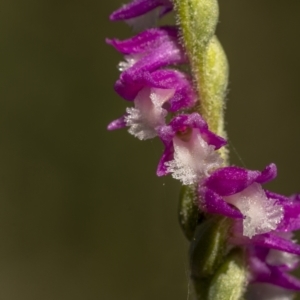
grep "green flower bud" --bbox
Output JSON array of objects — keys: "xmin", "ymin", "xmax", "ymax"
[
  {"xmin": 190, "ymin": 216, "xmax": 231, "ymax": 279},
  {"xmin": 199, "ymin": 36, "xmax": 229, "ymax": 162},
  {"xmin": 174, "ymin": 0, "xmax": 219, "ymax": 52},
  {"xmin": 199, "ymin": 36, "xmax": 228, "ymax": 140},
  {"xmin": 207, "ymin": 248, "xmax": 247, "ymax": 300}
]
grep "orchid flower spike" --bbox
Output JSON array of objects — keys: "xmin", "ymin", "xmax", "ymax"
[{"xmin": 107, "ymin": 0, "xmax": 300, "ymax": 299}]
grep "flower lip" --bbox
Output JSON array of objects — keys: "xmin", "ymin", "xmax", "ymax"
[{"xmin": 224, "ymin": 183, "xmax": 283, "ymax": 238}]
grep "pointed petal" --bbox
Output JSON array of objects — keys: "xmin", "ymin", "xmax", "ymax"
[
  {"xmin": 156, "ymin": 144, "xmax": 174, "ymax": 176},
  {"xmin": 156, "ymin": 123, "xmax": 174, "ymax": 146},
  {"xmin": 256, "ymin": 163, "xmax": 277, "ymax": 184},
  {"xmin": 106, "ymin": 27, "xmax": 177, "ymax": 54},
  {"xmin": 114, "ymin": 78, "xmax": 144, "ymax": 101},
  {"xmin": 110, "ymin": 0, "xmax": 170, "ymax": 21},
  {"xmin": 232, "ymin": 233, "xmax": 300, "ymax": 256},
  {"xmin": 107, "ymin": 116, "xmax": 127, "ymax": 130},
  {"xmin": 277, "ymin": 202, "xmax": 300, "ymax": 232},
  {"xmin": 252, "ymin": 259, "xmax": 300, "ymax": 290},
  {"xmin": 120, "ymin": 40, "xmax": 186, "ymax": 82},
  {"xmin": 115, "ymin": 41, "xmax": 186, "ymax": 100}
]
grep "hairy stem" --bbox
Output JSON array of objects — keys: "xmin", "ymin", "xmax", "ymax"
[{"xmin": 174, "ymin": 0, "xmax": 228, "ymax": 162}]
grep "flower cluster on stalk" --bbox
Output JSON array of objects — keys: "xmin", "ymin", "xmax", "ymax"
[{"xmin": 107, "ymin": 0, "xmax": 300, "ymax": 298}]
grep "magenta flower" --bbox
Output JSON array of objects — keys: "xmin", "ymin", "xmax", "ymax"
[
  {"xmin": 198, "ymin": 163, "xmax": 300, "ymax": 295},
  {"xmin": 199, "ymin": 164, "xmax": 285, "ymax": 238},
  {"xmin": 107, "ymin": 27, "xmax": 197, "ymax": 139},
  {"xmin": 156, "ymin": 113, "xmax": 226, "ymax": 185},
  {"xmin": 107, "ymin": 27, "xmax": 187, "ymax": 100},
  {"xmin": 242, "ymin": 223, "xmax": 300, "ymax": 297},
  {"xmin": 108, "ymin": 86, "xmax": 175, "ymax": 139},
  {"xmin": 248, "ymin": 238, "xmax": 300, "ymax": 291},
  {"xmin": 107, "ymin": 70, "xmax": 197, "ymax": 133}
]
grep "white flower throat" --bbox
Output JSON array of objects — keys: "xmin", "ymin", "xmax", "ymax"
[{"xmin": 165, "ymin": 128, "xmax": 223, "ymax": 185}]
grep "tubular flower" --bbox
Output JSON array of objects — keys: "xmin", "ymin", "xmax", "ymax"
[
  {"xmin": 199, "ymin": 163, "xmax": 284, "ymax": 238},
  {"xmin": 107, "ymin": 27, "xmax": 187, "ymax": 101},
  {"xmin": 107, "ymin": 27, "xmax": 197, "ymax": 139},
  {"xmin": 157, "ymin": 113, "xmax": 226, "ymax": 185},
  {"xmin": 198, "ymin": 163, "xmax": 300, "ymax": 296}
]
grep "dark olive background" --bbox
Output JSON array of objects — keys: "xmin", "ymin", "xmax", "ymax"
[{"xmin": 0, "ymin": 1, "xmax": 300, "ymax": 299}]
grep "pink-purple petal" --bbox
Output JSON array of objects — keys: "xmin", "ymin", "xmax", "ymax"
[
  {"xmin": 199, "ymin": 187, "xmax": 243, "ymax": 218},
  {"xmin": 276, "ymin": 202, "xmax": 300, "ymax": 232},
  {"xmin": 107, "ymin": 115, "xmax": 127, "ymax": 130},
  {"xmin": 232, "ymin": 233, "xmax": 300, "ymax": 256},
  {"xmin": 115, "ymin": 69, "xmax": 196, "ymax": 111},
  {"xmin": 255, "ymin": 163, "xmax": 277, "ymax": 184},
  {"xmin": 204, "ymin": 166, "xmax": 260, "ymax": 196},
  {"xmin": 144, "ymin": 70, "xmax": 196, "ymax": 111},
  {"xmin": 251, "ymin": 257, "xmax": 300, "ymax": 290},
  {"xmin": 156, "ymin": 144, "xmax": 173, "ymax": 176},
  {"xmin": 106, "ymin": 27, "xmax": 178, "ymax": 54},
  {"xmin": 110, "ymin": 0, "xmax": 172, "ymax": 21},
  {"xmin": 115, "ymin": 41, "xmax": 187, "ymax": 100},
  {"xmin": 121, "ymin": 41, "xmax": 186, "ymax": 81},
  {"xmin": 265, "ymin": 190, "xmax": 290, "ymax": 203},
  {"xmin": 163, "ymin": 113, "xmax": 227, "ymax": 149}
]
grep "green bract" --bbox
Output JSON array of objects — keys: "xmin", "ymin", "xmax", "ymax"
[
  {"xmin": 208, "ymin": 248, "xmax": 246, "ymax": 300},
  {"xmin": 190, "ymin": 217, "xmax": 231, "ymax": 278},
  {"xmin": 178, "ymin": 185, "xmax": 199, "ymax": 240}
]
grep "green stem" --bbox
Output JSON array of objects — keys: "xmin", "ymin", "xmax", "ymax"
[
  {"xmin": 173, "ymin": 0, "xmax": 229, "ymax": 162},
  {"xmin": 173, "ymin": 1, "xmax": 247, "ymax": 298}
]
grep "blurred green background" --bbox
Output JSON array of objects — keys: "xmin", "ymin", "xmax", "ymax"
[{"xmin": 0, "ymin": 0, "xmax": 300, "ymax": 299}]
